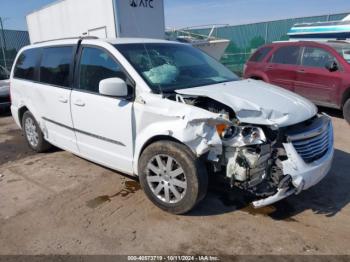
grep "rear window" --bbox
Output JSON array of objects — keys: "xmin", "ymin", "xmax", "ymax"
[
  {"xmin": 39, "ymin": 46, "xmax": 73, "ymax": 87},
  {"xmin": 270, "ymin": 46, "xmax": 301, "ymax": 65},
  {"xmin": 249, "ymin": 47, "xmax": 272, "ymax": 62},
  {"xmin": 14, "ymin": 49, "xmax": 40, "ymax": 81}
]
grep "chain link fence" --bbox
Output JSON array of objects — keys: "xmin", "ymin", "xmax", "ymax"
[
  {"xmin": 0, "ymin": 28, "xmax": 30, "ymax": 71},
  {"xmin": 189, "ymin": 12, "xmax": 349, "ymax": 76},
  {"xmin": 1, "ymin": 13, "xmax": 349, "ymax": 74}
]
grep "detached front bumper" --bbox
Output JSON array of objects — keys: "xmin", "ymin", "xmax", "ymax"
[{"xmin": 253, "ymin": 116, "xmax": 334, "ymax": 208}]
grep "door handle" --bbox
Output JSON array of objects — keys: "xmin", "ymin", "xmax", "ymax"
[
  {"xmin": 297, "ymin": 69, "xmax": 306, "ymax": 73},
  {"xmin": 267, "ymin": 66, "xmax": 273, "ymax": 70},
  {"xmin": 58, "ymin": 97, "xmax": 68, "ymax": 103},
  {"xmin": 74, "ymin": 100, "xmax": 85, "ymax": 107}
]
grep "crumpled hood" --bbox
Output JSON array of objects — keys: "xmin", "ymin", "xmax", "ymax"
[{"xmin": 176, "ymin": 79, "xmax": 317, "ymax": 127}]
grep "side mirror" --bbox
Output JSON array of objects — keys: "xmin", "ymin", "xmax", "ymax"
[
  {"xmin": 99, "ymin": 78, "xmax": 128, "ymax": 97},
  {"xmin": 325, "ymin": 60, "xmax": 338, "ymax": 72}
]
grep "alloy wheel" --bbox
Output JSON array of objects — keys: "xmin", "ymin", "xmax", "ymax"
[
  {"xmin": 25, "ymin": 117, "xmax": 39, "ymax": 148},
  {"xmin": 146, "ymin": 154, "xmax": 187, "ymax": 204}
]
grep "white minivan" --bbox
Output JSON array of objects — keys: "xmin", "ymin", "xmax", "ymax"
[{"xmin": 10, "ymin": 37, "xmax": 334, "ymax": 214}]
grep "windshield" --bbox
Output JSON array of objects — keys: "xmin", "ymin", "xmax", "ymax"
[
  {"xmin": 115, "ymin": 43, "xmax": 238, "ymax": 93},
  {"xmin": 328, "ymin": 43, "xmax": 350, "ymax": 64}
]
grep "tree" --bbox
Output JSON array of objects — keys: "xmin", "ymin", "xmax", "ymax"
[
  {"xmin": 249, "ymin": 36, "xmax": 266, "ymax": 50},
  {"xmin": 279, "ymin": 34, "xmax": 289, "ymax": 41},
  {"xmin": 226, "ymin": 41, "xmax": 241, "ymax": 54}
]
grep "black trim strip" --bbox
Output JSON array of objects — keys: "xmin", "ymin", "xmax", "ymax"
[{"xmin": 42, "ymin": 117, "xmax": 126, "ymax": 147}]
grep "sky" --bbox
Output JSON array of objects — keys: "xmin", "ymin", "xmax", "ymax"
[{"xmin": 1, "ymin": 0, "xmax": 350, "ymax": 31}]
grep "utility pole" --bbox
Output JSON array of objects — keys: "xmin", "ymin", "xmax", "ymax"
[{"xmin": 0, "ymin": 17, "xmax": 8, "ymax": 70}]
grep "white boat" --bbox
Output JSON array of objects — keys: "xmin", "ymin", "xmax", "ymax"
[
  {"xmin": 167, "ymin": 25, "xmax": 230, "ymax": 60},
  {"xmin": 288, "ymin": 14, "xmax": 350, "ymax": 40}
]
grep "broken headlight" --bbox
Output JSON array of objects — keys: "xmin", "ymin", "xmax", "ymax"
[
  {"xmin": 241, "ymin": 126, "xmax": 266, "ymax": 145},
  {"xmin": 221, "ymin": 125, "xmax": 267, "ymax": 147}
]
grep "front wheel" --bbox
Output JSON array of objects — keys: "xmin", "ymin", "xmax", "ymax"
[
  {"xmin": 344, "ymin": 98, "xmax": 350, "ymax": 124},
  {"xmin": 138, "ymin": 141, "xmax": 208, "ymax": 214}
]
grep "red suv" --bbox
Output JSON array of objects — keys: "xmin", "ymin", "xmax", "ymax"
[{"xmin": 243, "ymin": 41, "xmax": 350, "ymax": 123}]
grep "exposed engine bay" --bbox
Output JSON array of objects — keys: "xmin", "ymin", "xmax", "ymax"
[{"xmin": 168, "ymin": 93, "xmax": 293, "ymax": 198}]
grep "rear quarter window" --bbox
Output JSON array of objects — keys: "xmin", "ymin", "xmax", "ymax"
[
  {"xmin": 249, "ymin": 47, "xmax": 272, "ymax": 62},
  {"xmin": 14, "ymin": 48, "xmax": 41, "ymax": 81}
]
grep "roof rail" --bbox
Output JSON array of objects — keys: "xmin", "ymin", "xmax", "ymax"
[
  {"xmin": 33, "ymin": 36, "xmax": 99, "ymax": 45},
  {"xmin": 273, "ymin": 39, "xmax": 349, "ymax": 43},
  {"xmin": 272, "ymin": 39, "xmax": 317, "ymax": 43}
]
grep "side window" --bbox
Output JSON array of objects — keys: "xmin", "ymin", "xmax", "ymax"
[
  {"xmin": 270, "ymin": 46, "xmax": 301, "ymax": 65},
  {"xmin": 39, "ymin": 46, "xmax": 73, "ymax": 87},
  {"xmin": 302, "ymin": 47, "xmax": 335, "ymax": 68},
  {"xmin": 14, "ymin": 49, "xmax": 40, "ymax": 81},
  {"xmin": 249, "ymin": 47, "xmax": 272, "ymax": 62},
  {"xmin": 78, "ymin": 47, "xmax": 125, "ymax": 93}
]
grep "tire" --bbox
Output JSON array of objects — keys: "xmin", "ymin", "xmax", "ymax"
[
  {"xmin": 138, "ymin": 141, "xmax": 208, "ymax": 215},
  {"xmin": 344, "ymin": 98, "xmax": 350, "ymax": 124},
  {"xmin": 22, "ymin": 111, "xmax": 52, "ymax": 153}
]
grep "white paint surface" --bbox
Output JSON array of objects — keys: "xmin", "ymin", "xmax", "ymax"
[{"xmin": 26, "ymin": 0, "xmax": 165, "ymax": 43}]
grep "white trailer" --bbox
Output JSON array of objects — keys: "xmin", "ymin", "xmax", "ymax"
[{"xmin": 27, "ymin": 0, "xmax": 165, "ymax": 43}]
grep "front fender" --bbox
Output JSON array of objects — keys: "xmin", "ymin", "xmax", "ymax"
[{"xmin": 132, "ymin": 118, "xmax": 223, "ymax": 175}]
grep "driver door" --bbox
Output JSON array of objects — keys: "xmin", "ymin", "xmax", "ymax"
[{"xmin": 71, "ymin": 46, "xmax": 134, "ymax": 174}]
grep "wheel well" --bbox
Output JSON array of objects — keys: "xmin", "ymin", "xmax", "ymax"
[
  {"xmin": 250, "ymin": 76, "xmax": 263, "ymax": 80},
  {"xmin": 18, "ymin": 106, "xmax": 29, "ymax": 127},
  {"xmin": 341, "ymin": 88, "xmax": 350, "ymax": 108},
  {"xmin": 139, "ymin": 135, "xmax": 186, "ymax": 159},
  {"xmin": 140, "ymin": 135, "xmax": 183, "ymax": 156}
]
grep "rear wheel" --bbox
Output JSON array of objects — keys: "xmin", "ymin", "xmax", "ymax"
[
  {"xmin": 344, "ymin": 98, "xmax": 350, "ymax": 124},
  {"xmin": 22, "ymin": 111, "xmax": 52, "ymax": 152},
  {"xmin": 138, "ymin": 141, "xmax": 208, "ymax": 214}
]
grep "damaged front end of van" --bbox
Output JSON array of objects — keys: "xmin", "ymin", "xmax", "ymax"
[{"xmin": 140, "ymin": 79, "xmax": 334, "ymax": 208}]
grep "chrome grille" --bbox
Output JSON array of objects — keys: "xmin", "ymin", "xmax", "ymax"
[{"xmin": 287, "ymin": 116, "xmax": 332, "ymax": 163}]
